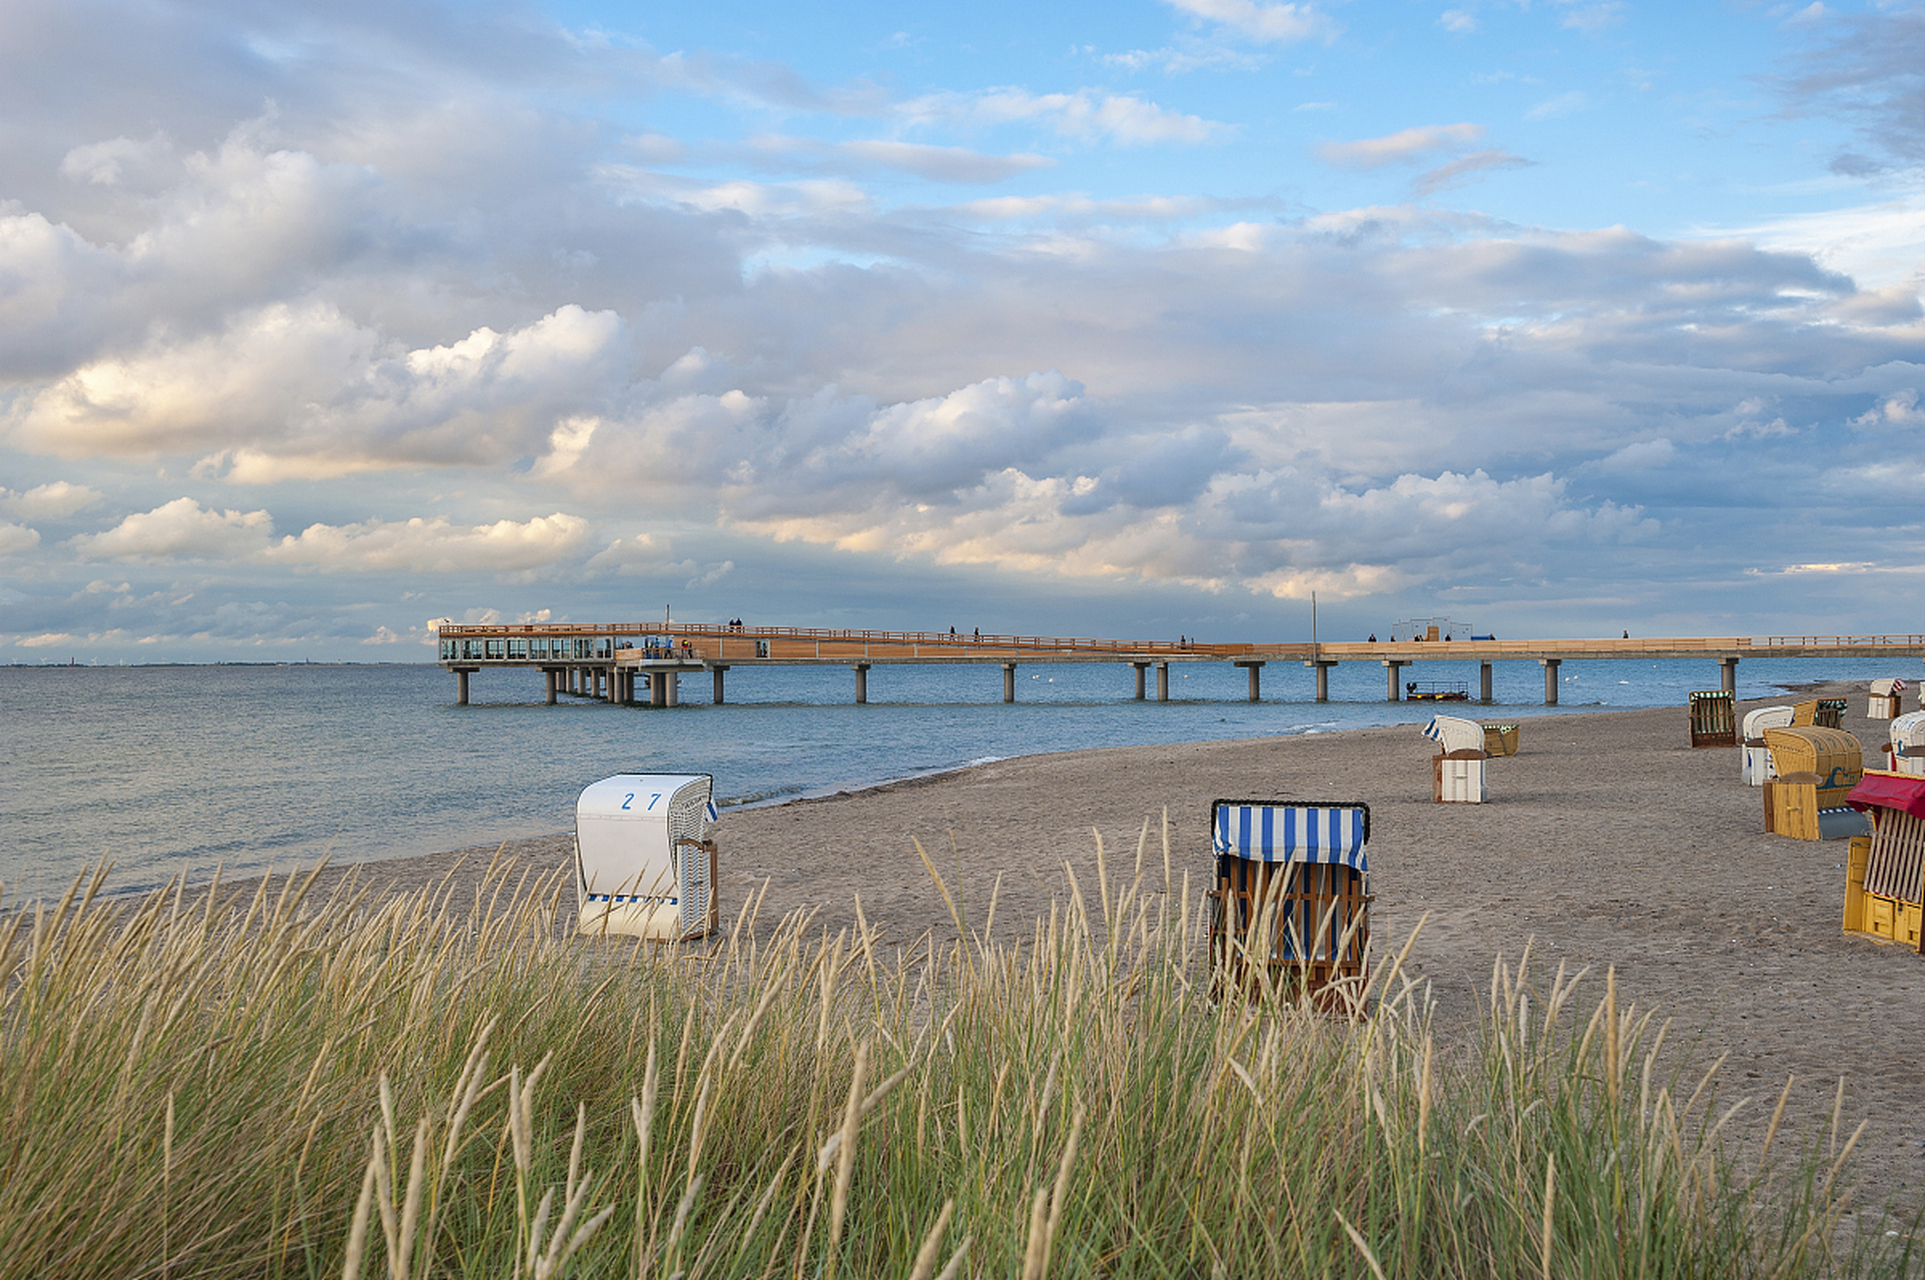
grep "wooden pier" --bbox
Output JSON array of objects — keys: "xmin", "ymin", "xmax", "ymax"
[{"xmin": 434, "ymin": 623, "xmax": 1925, "ymax": 707}]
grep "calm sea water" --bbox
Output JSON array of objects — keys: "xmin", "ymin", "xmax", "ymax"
[{"xmin": 2, "ymin": 654, "xmax": 1914, "ymax": 902}]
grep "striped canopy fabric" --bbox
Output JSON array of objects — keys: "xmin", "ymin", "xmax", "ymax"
[
  {"xmin": 1421, "ymin": 715, "xmax": 1486, "ymax": 754},
  {"xmin": 1211, "ymin": 802, "xmax": 1369, "ymax": 872}
]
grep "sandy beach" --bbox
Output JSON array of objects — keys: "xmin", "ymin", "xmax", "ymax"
[{"xmin": 209, "ymin": 681, "xmax": 1925, "ymax": 1215}]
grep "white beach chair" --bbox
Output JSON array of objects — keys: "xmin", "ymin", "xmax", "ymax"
[
  {"xmin": 575, "ymin": 773, "xmax": 719, "ymax": 940},
  {"xmin": 1890, "ymin": 712, "xmax": 1925, "ymax": 778},
  {"xmin": 1741, "ymin": 705, "xmax": 1796, "ymax": 787},
  {"xmin": 1870, "ymin": 678, "xmax": 1908, "ymax": 720},
  {"xmin": 1422, "ymin": 715, "xmax": 1490, "ymax": 802}
]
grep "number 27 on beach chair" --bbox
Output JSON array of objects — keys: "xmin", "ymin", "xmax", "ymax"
[{"xmin": 1207, "ymin": 800, "xmax": 1372, "ymax": 1012}]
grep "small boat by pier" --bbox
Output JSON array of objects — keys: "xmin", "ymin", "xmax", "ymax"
[{"xmin": 1405, "ymin": 680, "xmax": 1471, "ymax": 702}]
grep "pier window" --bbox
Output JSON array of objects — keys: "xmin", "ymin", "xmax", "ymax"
[
  {"xmin": 531, "ymin": 638, "xmax": 548, "ymax": 658},
  {"xmin": 507, "ymin": 639, "xmax": 527, "ymax": 658},
  {"xmin": 440, "ymin": 639, "xmax": 453, "ymax": 659},
  {"xmin": 486, "ymin": 639, "xmax": 505, "ymax": 658},
  {"xmin": 463, "ymin": 640, "xmax": 482, "ymax": 660}
]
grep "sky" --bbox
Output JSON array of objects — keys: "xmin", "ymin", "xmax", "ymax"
[{"xmin": 4, "ymin": 0, "xmax": 1925, "ymax": 660}]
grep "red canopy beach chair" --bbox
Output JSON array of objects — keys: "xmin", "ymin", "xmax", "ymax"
[{"xmin": 1843, "ymin": 771, "xmax": 1925, "ymax": 952}]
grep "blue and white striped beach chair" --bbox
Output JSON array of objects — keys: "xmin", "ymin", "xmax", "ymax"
[{"xmin": 1208, "ymin": 799, "xmax": 1371, "ymax": 1008}]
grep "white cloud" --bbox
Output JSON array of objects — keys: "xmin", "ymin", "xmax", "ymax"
[
  {"xmin": 1525, "ymin": 91, "xmax": 1588, "ymax": 121},
  {"xmin": 59, "ymin": 133, "xmax": 174, "ymax": 186},
  {"xmin": 951, "ymin": 193, "xmax": 1216, "ymax": 223},
  {"xmin": 1703, "ymin": 195, "xmax": 1925, "ymax": 291},
  {"xmin": 1318, "ymin": 124, "xmax": 1485, "ymax": 169},
  {"xmin": 585, "ymin": 533, "xmax": 673, "ymax": 576},
  {"xmin": 7, "ymin": 0, "xmax": 1925, "ymax": 649},
  {"xmin": 70, "ymin": 499, "xmax": 589, "ymax": 573},
  {"xmin": 1853, "ymin": 390, "xmax": 1925, "ymax": 429},
  {"xmin": 1594, "ymin": 439, "xmax": 1677, "ymax": 473},
  {"xmin": 1414, "ymin": 149, "xmax": 1533, "ymax": 196},
  {"xmin": 10, "ymin": 302, "xmax": 626, "ymax": 478},
  {"xmin": 1754, "ymin": 561, "xmax": 1875, "ymax": 576},
  {"xmin": 722, "ymin": 461, "xmax": 1655, "ymax": 600},
  {"xmin": 73, "ymin": 498, "xmax": 273, "ymax": 560},
  {"xmin": 835, "ymin": 140, "xmax": 1055, "ymax": 182},
  {"xmin": 1438, "ymin": 10, "xmax": 1477, "ymax": 34},
  {"xmin": 3, "ymin": 481, "xmax": 102, "ymax": 518},
  {"xmin": 0, "ymin": 523, "xmax": 42, "ymax": 555},
  {"xmin": 1163, "ymin": 0, "xmax": 1338, "ymax": 44},
  {"xmin": 1555, "ymin": 1, "xmax": 1625, "ymax": 34},
  {"xmin": 263, "ymin": 513, "xmax": 592, "ymax": 573},
  {"xmin": 1098, "ymin": 44, "xmax": 1266, "ymax": 73},
  {"xmin": 902, "ymin": 88, "xmax": 1226, "ymax": 145}
]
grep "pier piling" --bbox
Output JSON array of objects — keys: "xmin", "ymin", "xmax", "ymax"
[
  {"xmin": 1721, "ymin": 657, "xmax": 1738, "ymax": 694},
  {"xmin": 854, "ymin": 663, "xmax": 870, "ymax": 704},
  {"xmin": 1480, "ymin": 661, "xmax": 1493, "ymax": 704},
  {"xmin": 1156, "ymin": 662, "xmax": 1170, "ymax": 701},
  {"xmin": 1541, "ymin": 658, "xmax": 1562, "ymax": 705},
  {"xmin": 712, "ymin": 666, "xmax": 727, "ymax": 705},
  {"xmin": 1237, "ymin": 660, "xmax": 1264, "ymax": 701},
  {"xmin": 1132, "ymin": 662, "xmax": 1148, "ymax": 700},
  {"xmin": 1003, "ymin": 663, "xmax": 1017, "ymax": 703},
  {"xmin": 1383, "ymin": 660, "xmax": 1407, "ymax": 701},
  {"xmin": 1308, "ymin": 659, "xmax": 1336, "ymax": 702}
]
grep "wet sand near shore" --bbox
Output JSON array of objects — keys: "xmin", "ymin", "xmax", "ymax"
[{"xmin": 164, "ymin": 681, "xmax": 1925, "ymax": 1216}]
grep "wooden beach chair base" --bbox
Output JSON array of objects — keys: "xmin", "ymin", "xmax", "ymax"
[{"xmin": 1208, "ymin": 856, "xmax": 1370, "ymax": 1014}]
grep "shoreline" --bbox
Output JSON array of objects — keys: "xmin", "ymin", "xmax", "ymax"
[{"xmin": 89, "ymin": 680, "xmax": 1896, "ymax": 906}]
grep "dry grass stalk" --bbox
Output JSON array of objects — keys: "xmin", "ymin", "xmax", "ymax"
[{"xmin": 0, "ymin": 843, "xmax": 1896, "ymax": 1280}]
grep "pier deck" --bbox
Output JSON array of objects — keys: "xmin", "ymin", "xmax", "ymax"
[{"xmin": 434, "ymin": 623, "xmax": 1925, "ymax": 707}]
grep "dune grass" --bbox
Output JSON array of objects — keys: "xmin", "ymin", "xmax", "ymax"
[{"xmin": 0, "ymin": 823, "xmax": 1916, "ymax": 1279}]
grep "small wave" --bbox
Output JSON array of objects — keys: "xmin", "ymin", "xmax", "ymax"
[{"xmin": 719, "ymin": 785, "xmax": 806, "ymax": 808}]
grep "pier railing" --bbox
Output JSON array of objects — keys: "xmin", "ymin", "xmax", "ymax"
[
  {"xmin": 1747, "ymin": 635, "xmax": 1925, "ymax": 648},
  {"xmin": 432, "ymin": 622, "xmax": 1925, "ymax": 663},
  {"xmin": 435, "ymin": 621, "xmax": 1278, "ymax": 657}
]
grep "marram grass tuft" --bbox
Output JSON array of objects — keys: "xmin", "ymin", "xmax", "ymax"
[{"xmin": 0, "ymin": 825, "xmax": 1917, "ymax": 1279}]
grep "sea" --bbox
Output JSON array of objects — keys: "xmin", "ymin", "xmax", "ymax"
[{"xmin": 2, "ymin": 654, "xmax": 1913, "ymax": 904}]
